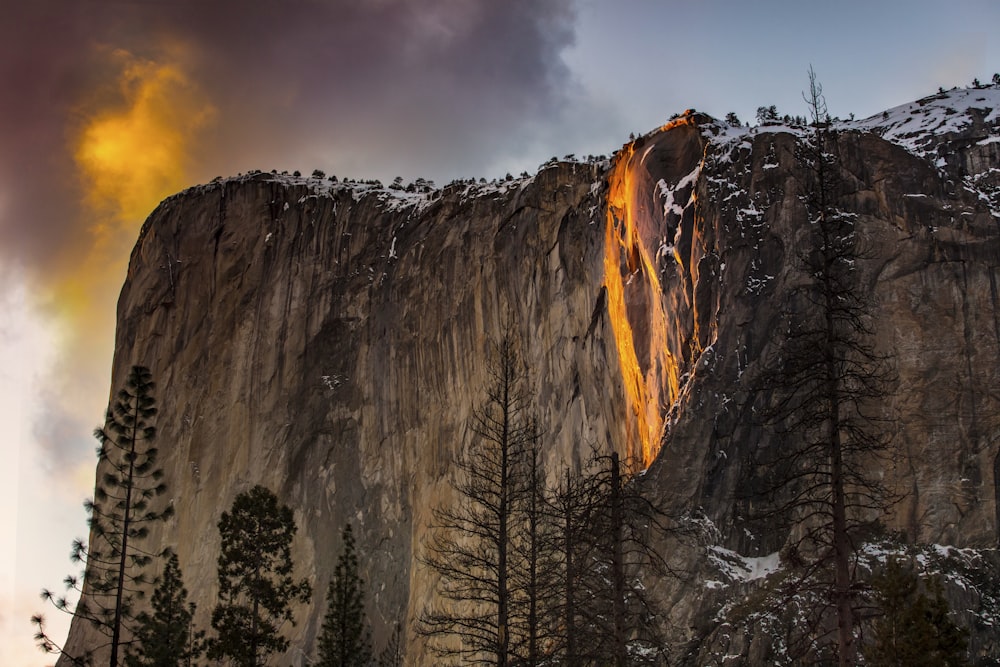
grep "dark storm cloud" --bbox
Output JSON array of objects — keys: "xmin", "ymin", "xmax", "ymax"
[
  {"xmin": 172, "ymin": 0, "xmax": 580, "ymax": 180},
  {"xmin": 0, "ymin": 0, "xmax": 586, "ymax": 478},
  {"xmin": 0, "ymin": 0, "xmax": 579, "ymax": 275},
  {"xmin": 0, "ymin": 1, "xmax": 99, "ymax": 273}
]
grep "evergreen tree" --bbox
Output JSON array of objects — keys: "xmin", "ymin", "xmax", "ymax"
[
  {"xmin": 36, "ymin": 365, "xmax": 173, "ymax": 667},
  {"xmin": 125, "ymin": 552, "xmax": 204, "ymax": 667},
  {"xmin": 756, "ymin": 105, "xmax": 779, "ymax": 124},
  {"xmin": 317, "ymin": 523, "xmax": 372, "ymax": 667},
  {"xmin": 31, "ymin": 614, "xmax": 90, "ymax": 667},
  {"xmin": 866, "ymin": 558, "xmax": 968, "ymax": 666},
  {"xmin": 208, "ymin": 485, "xmax": 312, "ymax": 667},
  {"xmin": 376, "ymin": 623, "xmax": 402, "ymax": 667}
]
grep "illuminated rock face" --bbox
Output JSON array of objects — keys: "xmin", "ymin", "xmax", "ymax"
[
  {"xmin": 63, "ymin": 163, "xmax": 654, "ymax": 665},
  {"xmin": 63, "ymin": 92, "xmax": 1000, "ymax": 665}
]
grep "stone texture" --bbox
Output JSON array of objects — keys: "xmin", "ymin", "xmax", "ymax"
[
  {"xmin": 62, "ymin": 91, "xmax": 1000, "ymax": 665},
  {"xmin": 62, "ymin": 162, "xmax": 646, "ymax": 665}
]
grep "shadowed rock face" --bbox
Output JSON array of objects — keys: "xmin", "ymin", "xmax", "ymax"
[
  {"xmin": 647, "ymin": 125, "xmax": 1000, "ymax": 544},
  {"xmin": 63, "ymin": 91, "xmax": 1000, "ymax": 665}
]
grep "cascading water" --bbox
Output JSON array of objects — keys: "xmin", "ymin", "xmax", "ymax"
[{"xmin": 602, "ymin": 117, "xmax": 697, "ymax": 466}]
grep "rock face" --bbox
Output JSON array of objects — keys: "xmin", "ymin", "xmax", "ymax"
[{"xmin": 63, "ymin": 88, "xmax": 1000, "ymax": 665}]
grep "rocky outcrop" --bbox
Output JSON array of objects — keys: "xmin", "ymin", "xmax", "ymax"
[
  {"xmin": 62, "ymin": 88, "xmax": 1000, "ymax": 665},
  {"xmin": 635, "ymin": 96, "xmax": 1000, "ymax": 662}
]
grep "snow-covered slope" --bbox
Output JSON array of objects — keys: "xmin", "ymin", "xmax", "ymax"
[
  {"xmin": 851, "ymin": 86, "xmax": 1000, "ymax": 218},
  {"xmin": 850, "ymin": 86, "xmax": 1000, "ymax": 159}
]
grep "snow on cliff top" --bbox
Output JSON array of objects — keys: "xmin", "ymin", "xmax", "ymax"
[
  {"xmin": 694, "ymin": 85, "xmax": 1000, "ymax": 157},
  {"xmin": 171, "ymin": 86, "xmax": 998, "ymax": 212},
  {"xmin": 171, "ymin": 157, "xmax": 606, "ymax": 214},
  {"xmin": 169, "ymin": 170, "xmax": 441, "ymax": 213},
  {"xmin": 847, "ymin": 85, "xmax": 1000, "ymax": 158}
]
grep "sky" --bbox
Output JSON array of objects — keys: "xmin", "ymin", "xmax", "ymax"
[{"xmin": 1, "ymin": 1, "xmax": 997, "ymax": 664}]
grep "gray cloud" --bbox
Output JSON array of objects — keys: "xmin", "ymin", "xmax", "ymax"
[
  {"xmin": 183, "ymin": 0, "xmax": 581, "ymax": 179},
  {"xmin": 0, "ymin": 2, "xmax": 96, "ymax": 272}
]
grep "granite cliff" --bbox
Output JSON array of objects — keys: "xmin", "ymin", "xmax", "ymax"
[{"xmin": 62, "ymin": 86, "xmax": 1000, "ymax": 665}]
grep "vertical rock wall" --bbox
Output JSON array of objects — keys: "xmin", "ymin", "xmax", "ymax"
[
  {"xmin": 61, "ymin": 95, "xmax": 1000, "ymax": 664},
  {"xmin": 63, "ymin": 161, "xmax": 669, "ymax": 665}
]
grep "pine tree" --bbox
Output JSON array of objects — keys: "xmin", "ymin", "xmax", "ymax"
[
  {"xmin": 317, "ymin": 524, "xmax": 372, "ymax": 667},
  {"xmin": 208, "ymin": 485, "xmax": 312, "ymax": 667},
  {"xmin": 125, "ymin": 552, "xmax": 204, "ymax": 667},
  {"xmin": 866, "ymin": 558, "xmax": 968, "ymax": 666},
  {"xmin": 36, "ymin": 365, "xmax": 173, "ymax": 667}
]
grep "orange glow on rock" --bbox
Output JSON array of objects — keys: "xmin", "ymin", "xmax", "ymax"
[{"xmin": 603, "ymin": 119, "xmax": 693, "ymax": 466}]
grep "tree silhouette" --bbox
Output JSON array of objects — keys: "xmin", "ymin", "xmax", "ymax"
[
  {"xmin": 317, "ymin": 523, "xmax": 372, "ymax": 667},
  {"xmin": 125, "ymin": 552, "xmax": 204, "ymax": 667},
  {"xmin": 208, "ymin": 485, "xmax": 311, "ymax": 667},
  {"xmin": 544, "ymin": 468, "xmax": 596, "ymax": 666},
  {"xmin": 36, "ymin": 365, "xmax": 172, "ymax": 667},
  {"xmin": 742, "ymin": 67, "xmax": 895, "ymax": 666},
  {"xmin": 418, "ymin": 332, "xmax": 539, "ymax": 665},
  {"xmin": 509, "ymin": 438, "xmax": 560, "ymax": 666},
  {"xmin": 575, "ymin": 452, "xmax": 668, "ymax": 666}
]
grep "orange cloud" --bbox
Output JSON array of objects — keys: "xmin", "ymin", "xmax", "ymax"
[
  {"xmin": 41, "ymin": 48, "xmax": 216, "ymax": 453},
  {"xmin": 75, "ymin": 50, "xmax": 216, "ymax": 252}
]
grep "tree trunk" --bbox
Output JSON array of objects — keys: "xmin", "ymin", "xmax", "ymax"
[
  {"xmin": 497, "ymin": 360, "xmax": 511, "ymax": 667},
  {"xmin": 610, "ymin": 452, "xmax": 628, "ymax": 667},
  {"xmin": 109, "ymin": 394, "xmax": 139, "ymax": 667}
]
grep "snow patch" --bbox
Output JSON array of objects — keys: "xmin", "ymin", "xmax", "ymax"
[
  {"xmin": 851, "ymin": 86, "xmax": 1000, "ymax": 160},
  {"xmin": 707, "ymin": 546, "xmax": 782, "ymax": 584}
]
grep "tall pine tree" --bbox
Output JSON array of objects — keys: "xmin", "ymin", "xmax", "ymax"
[
  {"xmin": 35, "ymin": 365, "xmax": 173, "ymax": 667},
  {"xmin": 125, "ymin": 552, "xmax": 204, "ymax": 667},
  {"xmin": 317, "ymin": 523, "xmax": 372, "ymax": 667},
  {"xmin": 208, "ymin": 485, "xmax": 312, "ymax": 667}
]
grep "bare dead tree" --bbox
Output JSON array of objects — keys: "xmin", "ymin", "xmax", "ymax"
[
  {"xmin": 509, "ymin": 437, "xmax": 562, "ymax": 667},
  {"xmin": 417, "ymin": 333, "xmax": 538, "ymax": 666},
  {"xmin": 740, "ymin": 67, "xmax": 896, "ymax": 667},
  {"xmin": 545, "ymin": 468, "xmax": 589, "ymax": 667},
  {"xmin": 572, "ymin": 451, "xmax": 671, "ymax": 666}
]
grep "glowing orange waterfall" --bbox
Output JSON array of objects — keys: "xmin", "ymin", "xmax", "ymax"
[{"xmin": 603, "ymin": 122, "xmax": 688, "ymax": 466}]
